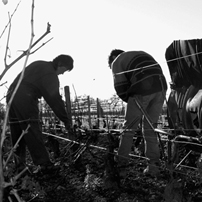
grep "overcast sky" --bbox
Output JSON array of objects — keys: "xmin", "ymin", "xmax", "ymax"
[{"xmin": 0, "ymin": 0, "xmax": 202, "ymax": 101}]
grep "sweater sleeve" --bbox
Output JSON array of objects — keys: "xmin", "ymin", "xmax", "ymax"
[
  {"xmin": 112, "ymin": 59, "xmax": 130, "ymax": 102},
  {"xmin": 114, "ymin": 74, "xmax": 130, "ymax": 102},
  {"xmin": 40, "ymin": 73, "xmax": 70, "ymax": 125}
]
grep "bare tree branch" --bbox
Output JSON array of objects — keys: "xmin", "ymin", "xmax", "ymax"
[
  {"xmin": 1, "ymin": 2, "xmax": 35, "ymax": 147},
  {"xmin": 0, "ymin": 1, "xmax": 52, "ymax": 200},
  {"xmin": 4, "ymin": 12, "xmax": 11, "ymax": 68},
  {"xmin": 0, "ymin": 22, "xmax": 52, "ymax": 81},
  {"xmin": 0, "ymin": 1, "xmax": 21, "ymax": 39},
  {"xmin": 3, "ymin": 124, "xmax": 30, "ymax": 168},
  {"xmin": 3, "ymin": 167, "xmax": 28, "ymax": 189},
  {"xmin": 0, "ymin": 81, "xmax": 7, "ymax": 87},
  {"xmin": 30, "ymin": 36, "xmax": 53, "ymax": 54},
  {"xmin": 0, "ymin": 1, "xmax": 35, "ymax": 200}
]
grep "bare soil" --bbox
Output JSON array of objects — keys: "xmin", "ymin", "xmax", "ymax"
[{"xmin": 3, "ymin": 131, "xmax": 202, "ymax": 202}]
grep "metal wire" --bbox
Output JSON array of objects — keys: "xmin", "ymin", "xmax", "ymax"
[{"xmin": 43, "ymin": 130, "xmax": 202, "ymax": 180}]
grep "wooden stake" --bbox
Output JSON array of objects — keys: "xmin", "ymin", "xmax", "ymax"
[
  {"xmin": 64, "ymin": 86, "xmax": 72, "ymax": 127},
  {"xmin": 87, "ymin": 96, "xmax": 92, "ymax": 129}
]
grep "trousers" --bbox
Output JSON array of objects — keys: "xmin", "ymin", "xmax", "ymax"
[
  {"xmin": 7, "ymin": 86, "xmax": 51, "ymax": 167},
  {"xmin": 117, "ymin": 91, "xmax": 166, "ymax": 164}
]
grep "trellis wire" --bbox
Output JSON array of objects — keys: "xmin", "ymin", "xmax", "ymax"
[{"xmin": 43, "ymin": 130, "xmax": 202, "ymax": 180}]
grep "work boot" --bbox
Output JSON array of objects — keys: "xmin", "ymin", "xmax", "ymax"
[
  {"xmin": 143, "ymin": 162, "xmax": 160, "ymax": 178},
  {"xmin": 41, "ymin": 162, "xmax": 60, "ymax": 174}
]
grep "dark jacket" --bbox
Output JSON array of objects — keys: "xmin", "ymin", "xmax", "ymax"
[
  {"xmin": 7, "ymin": 60, "xmax": 69, "ymax": 124},
  {"xmin": 111, "ymin": 51, "xmax": 167, "ymax": 102}
]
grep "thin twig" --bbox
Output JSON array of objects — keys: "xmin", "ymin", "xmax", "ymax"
[
  {"xmin": 30, "ymin": 37, "xmax": 53, "ymax": 54},
  {"xmin": 1, "ymin": 0, "xmax": 35, "ymax": 147},
  {"xmin": 3, "ymin": 167, "xmax": 28, "ymax": 188},
  {"xmin": 3, "ymin": 124, "xmax": 30, "ymax": 168},
  {"xmin": 9, "ymin": 189, "xmax": 24, "ymax": 202},
  {"xmin": 0, "ymin": 22, "xmax": 51, "ymax": 81},
  {"xmin": 0, "ymin": 1, "xmax": 21, "ymax": 40},
  {"xmin": 0, "ymin": 1, "xmax": 35, "ymax": 201},
  {"xmin": 0, "ymin": 81, "xmax": 7, "ymax": 87},
  {"xmin": 4, "ymin": 12, "xmax": 11, "ymax": 68}
]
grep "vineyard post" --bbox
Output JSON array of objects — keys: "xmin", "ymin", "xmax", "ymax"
[
  {"xmin": 87, "ymin": 96, "xmax": 92, "ymax": 128},
  {"xmin": 64, "ymin": 86, "xmax": 72, "ymax": 127},
  {"xmin": 96, "ymin": 98, "xmax": 100, "ymax": 128}
]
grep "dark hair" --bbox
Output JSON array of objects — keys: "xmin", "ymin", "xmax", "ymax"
[
  {"xmin": 108, "ymin": 49, "xmax": 124, "ymax": 67},
  {"xmin": 53, "ymin": 54, "xmax": 74, "ymax": 71}
]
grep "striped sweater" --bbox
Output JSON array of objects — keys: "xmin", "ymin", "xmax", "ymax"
[
  {"xmin": 165, "ymin": 39, "xmax": 202, "ymax": 89},
  {"xmin": 111, "ymin": 51, "xmax": 167, "ymax": 102}
]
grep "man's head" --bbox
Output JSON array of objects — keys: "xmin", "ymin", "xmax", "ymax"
[
  {"xmin": 108, "ymin": 49, "xmax": 124, "ymax": 68},
  {"xmin": 53, "ymin": 54, "xmax": 74, "ymax": 75}
]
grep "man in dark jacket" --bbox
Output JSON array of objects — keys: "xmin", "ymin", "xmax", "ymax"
[
  {"xmin": 6, "ymin": 54, "xmax": 74, "ymax": 173},
  {"xmin": 108, "ymin": 49, "xmax": 167, "ymax": 177}
]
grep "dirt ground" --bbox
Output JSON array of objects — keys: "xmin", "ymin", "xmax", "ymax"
[{"xmin": 3, "ymin": 131, "xmax": 202, "ymax": 202}]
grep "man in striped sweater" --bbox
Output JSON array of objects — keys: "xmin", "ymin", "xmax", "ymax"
[{"xmin": 108, "ymin": 49, "xmax": 167, "ymax": 178}]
